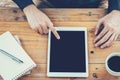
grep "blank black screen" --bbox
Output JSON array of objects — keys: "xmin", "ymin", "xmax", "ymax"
[{"xmin": 50, "ymin": 31, "xmax": 86, "ymax": 72}]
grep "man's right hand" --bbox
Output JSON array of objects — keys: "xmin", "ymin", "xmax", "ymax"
[{"xmin": 23, "ymin": 5, "xmax": 60, "ymax": 39}]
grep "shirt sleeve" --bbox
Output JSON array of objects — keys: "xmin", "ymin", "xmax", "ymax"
[
  {"xmin": 12, "ymin": 0, "xmax": 34, "ymax": 10},
  {"xmin": 108, "ymin": 0, "xmax": 120, "ymax": 13}
]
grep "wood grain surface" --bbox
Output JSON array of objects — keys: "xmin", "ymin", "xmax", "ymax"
[{"xmin": 0, "ymin": 8, "xmax": 120, "ymax": 80}]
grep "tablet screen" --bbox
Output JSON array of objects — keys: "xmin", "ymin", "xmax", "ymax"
[{"xmin": 50, "ymin": 31, "xmax": 86, "ymax": 72}]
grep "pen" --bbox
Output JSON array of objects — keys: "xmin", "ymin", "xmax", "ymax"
[{"xmin": 0, "ymin": 49, "xmax": 24, "ymax": 63}]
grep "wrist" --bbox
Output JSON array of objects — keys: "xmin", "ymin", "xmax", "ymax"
[
  {"xmin": 23, "ymin": 4, "xmax": 37, "ymax": 14},
  {"xmin": 112, "ymin": 10, "xmax": 120, "ymax": 13},
  {"xmin": 111, "ymin": 10, "xmax": 120, "ymax": 15},
  {"xmin": 13, "ymin": 0, "xmax": 34, "ymax": 10}
]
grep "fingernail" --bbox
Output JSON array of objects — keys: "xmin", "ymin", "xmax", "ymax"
[{"xmin": 57, "ymin": 36, "xmax": 60, "ymax": 40}]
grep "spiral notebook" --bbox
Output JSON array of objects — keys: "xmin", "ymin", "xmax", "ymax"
[
  {"xmin": 0, "ymin": 31, "xmax": 37, "ymax": 80},
  {"xmin": 14, "ymin": 35, "xmax": 31, "ymax": 75}
]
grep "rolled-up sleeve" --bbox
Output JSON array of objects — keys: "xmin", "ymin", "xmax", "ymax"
[
  {"xmin": 108, "ymin": 0, "xmax": 120, "ymax": 13},
  {"xmin": 12, "ymin": 0, "xmax": 34, "ymax": 10}
]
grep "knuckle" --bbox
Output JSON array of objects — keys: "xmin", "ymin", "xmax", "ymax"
[
  {"xmin": 45, "ymin": 31, "xmax": 48, "ymax": 34},
  {"xmin": 107, "ymin": 43, "xmax": 111, "ymax": 47},
  {"xmin": 110, "ymin": 28, "xmax": 115, "ymax": 32},
  {"xmin": 33, "ymin": 28, "xmax": 37, "ymax": 30},
  {"xmin": 102, "ymin": 37, "xmax": 107, "ymax": 41},
  {"xmin": 97, "ymin": 36, "xmax": 101, "ymax": 40},
  {"xmin": 96, "ymin": 27, "xmax": 99, "ymax": 30},
  {"xmin": 103, "ymin": 22, "xmax": 109, "ymax": 27},
  {"xmin": 106, "ymin": 42, "xmax": 110, "ymax": 45},
  {"xmin": 32, "ymin": 26, "xmax": 37, "ymax": 30},
  {"xmin": 39, "ymin": 30, "xmax": 43, "ymax": 34},
  {"xmin": 98, "ymin": 19, "xmax": 103, "ymax": 23},
  {"xmin": 106, "ymin": 44, "xmax": 111, "ymax": 48},
  {"xmin": 40, "ymin": 23, "xmax": 46, "ymax": 27},
  {"xmin": 33, "ymin": 28, "xmax": 38, "ymax": 32},
  {"xmin": 30, "ymin": 25, "xmax": 36, "ymax": 29},
  {"xmin": 102, "ymin": 44, "xmax": 108, "ymax": 48},
  {"xmin": 107, "ymin": 40, "xmax": 112, "ymax": 45},
  {"xmin": 105, "ymin": 23, "xmax": 110, "ymax": 28},
  {"xmin": 33, "ymin": 28, "xmax": 36, "ymax": 31},
  {"xmin": 117, "ymin": 31, "xmax": 119, "ymax": 34},
  {"xmin": 103, "ymin": 20, "xmax": 107, "ymax": 24},
  {"xmin": 109, "ymin": 39, "xmax": 113, "ymax": 43},
  {"xmin": 49, "ymin": 23, "xmax": 53, "ymax": 27},
  {"xmin": 97, "ymin": 41, "xmax": 102, "ymax": 45},
  {"xmin": 35, "ymin": 25, "xmax": 40, "ymax": 28},
  {"xmin": 50, "ymin": 22, "xmax": 53, "ymax": 25},
  {"xmin": 31, "ymin": 27, "xmax": 35, "ymax": 29},
  {"xmin": 44, "ymin": 29, "xmax": 48, "ymax": 33},
  {"xmin": 102, "ymin": 45, "xmax": 106, "ymax": 48},
  {"xmin": 106, "ymin": 42, "xmax": 110, "ymax": 46},
  {"xmin": 36, "ymin": 26, "xmax": 40, "ymax": 29},
  {"xmin": 50, "ymin": 27, "xmax": 55, "ymax": 30},
  {"xmin": 99, "ymin": 33, "xmax": 104, "ymax": 36},
  {"xmin": 45, "ymin": 32, "xmax": 48, "ymax": 34}
]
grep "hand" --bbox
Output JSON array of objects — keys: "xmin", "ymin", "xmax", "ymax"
[
  {"xmin": 23, "ymin": 5, "xmax": 60, "ymax": 39},
  {"xmin": 94, "ymin": 10, "xmax": 120, "ymax": 48},
  {"xmin": 0, "ymin": 75, "xmax": 3, "ymax": 80}
]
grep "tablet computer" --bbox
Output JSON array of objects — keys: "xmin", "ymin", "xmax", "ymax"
[{"xmin": 47, "ymin": 27, "xmax": 88, "ymax": 77}]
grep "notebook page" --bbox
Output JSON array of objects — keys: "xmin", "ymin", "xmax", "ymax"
[
  {"xmin": 14, "ymin": 35, "xmax": 31, "ymax": 75},
  {"xmin": 0, "ymin": 31, "xmax": 36, "ymax": 80}
]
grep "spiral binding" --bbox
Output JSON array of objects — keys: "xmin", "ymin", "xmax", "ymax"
[{"xmin": 12, "ymin": 64, "xmax": 36, "ymax": 80}]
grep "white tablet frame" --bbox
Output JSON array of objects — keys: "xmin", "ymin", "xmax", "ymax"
[{"xmin": 47, "ymin": 27, "xmax": 88, "ymax": 77}]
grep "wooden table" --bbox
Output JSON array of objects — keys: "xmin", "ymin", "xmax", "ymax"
[{"xmin": 0, "ymin": 8, "xmax": 120, "ymax": 80}]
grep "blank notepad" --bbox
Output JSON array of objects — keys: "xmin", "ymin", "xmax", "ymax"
[{"xmin": 0, "ymin": 31, "xmax": 37, "ymax": 80}]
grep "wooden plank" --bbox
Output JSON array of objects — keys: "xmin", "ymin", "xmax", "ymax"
[
  {"xmin": 0, "ymin": 8, "xmax": 120, "ymax": 80},
  {"xmin": 18, "ymin": 64, "xmax": 120, "ymax": 80},
  {"xmin": 0, "ymin": 22, "xmax": 120, "ymax": 64},
  {"xmin": 0, "ymin": 8, "xmax": 106, "ymax": 22}
]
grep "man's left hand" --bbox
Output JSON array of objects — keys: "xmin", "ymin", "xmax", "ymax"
[{"xmin": 94, "ymin": 10, "xmax": 120, "ymax": 48}]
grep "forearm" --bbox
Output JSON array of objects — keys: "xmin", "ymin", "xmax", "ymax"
[
  {"xmin": 12, "ymin": 0, "xmax": 34, "ymax": 10},
  {"xmin": 108, "ymin": 0, "xmax": 120, "ymax": 13}
]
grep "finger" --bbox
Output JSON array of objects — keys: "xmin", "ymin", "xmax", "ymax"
[
  {"xmin": 33, "ymin": 27, "xmax": 39, "ymax": 33},
  {"xmin": 30, "ymin": 24, "xmax": 39, "ymax": 33},
  {"xmin": 48, "ymin": 25, "xmax": 60, "ymax": 39},
  {"xmin": 116, "ymin": 34, "xmax": 119, "ymax": 40},
  {"xmin": 28, "ymin": 18, "xmax": 39, "ymax": 33},
  {"xmin": 115, "ymin": 34, "xmax": 119, "ymax": 41},
  {"xmin": 95, "ymin": 31, "xmax": 113, "ymax": 47},
  {"xmin": 43, "ymin": 27, "xmax": 48, "ymax": 34},
  {"xmin": 38, "ymin": 26, "xmax": 43, "ymax": 34},
  {"xmin": 41, "ymin": 24, "xmax": 48, "ymax": 34},
  {"xmin": 100, "ymin": 33, "xmax": 116, "ymax": 48},
  {"xmin": 94, "ymin": 26, "xmax": 109, "ymax": 43},
  {"xmin": 95, "ymin": 19, "xmax": 103, "ymax": 35}
]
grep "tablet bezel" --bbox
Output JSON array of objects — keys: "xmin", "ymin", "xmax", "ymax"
[{"xmin": 47, "ymin": 27, "xmax": 88, "ymax": 77}]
